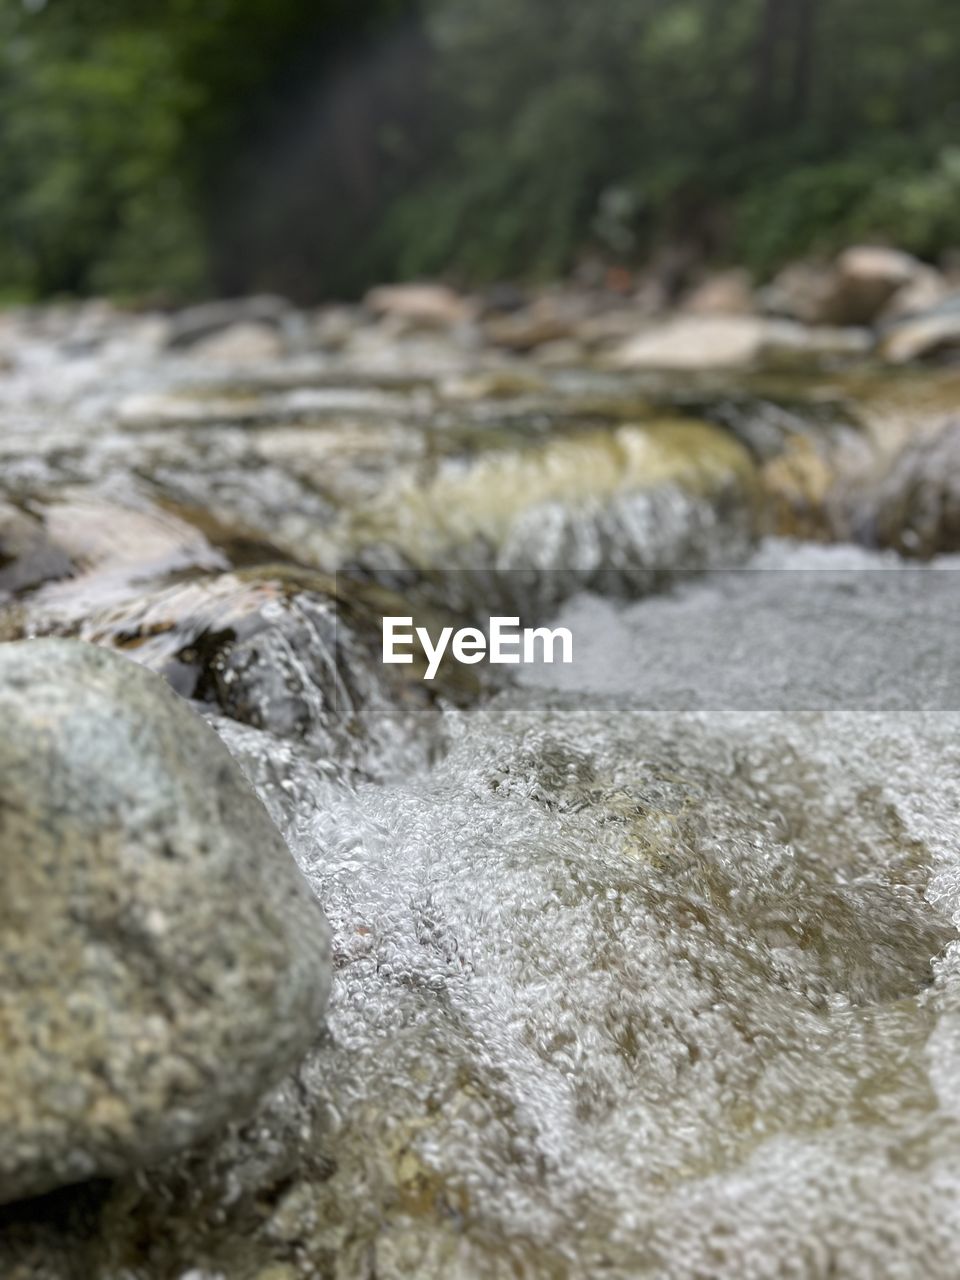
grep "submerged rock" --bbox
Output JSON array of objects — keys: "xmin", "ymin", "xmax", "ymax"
[{"xmin": 0, "ymin": 639, "xmax": 330, "ymax": 1205}]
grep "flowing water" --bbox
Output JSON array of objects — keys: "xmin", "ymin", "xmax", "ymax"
[
  {"xmin": 223, "ymin": 545, "xmax": 960, "ymax": 1279},
  {"xmin": 2, "ymin": 303, "xmax": 960, "ymax": 1277}
]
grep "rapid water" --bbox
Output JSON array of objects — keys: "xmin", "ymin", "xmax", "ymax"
[
  {"xmin": 4, "ymin": 304, "xmax": 960, "ymax": 1276},
  {"xmin": 205, "ymin": 541, "xmax": 960, "ymax": 1278}
]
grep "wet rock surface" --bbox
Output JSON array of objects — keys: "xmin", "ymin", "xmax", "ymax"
[
  {"xmin": 855, "ymin": 416, "xmax": 960, "ymax": 556},
  {"xmin": 880, "ymin": 297, "xmax": 960, "ymax": 364},
  {"xmin": 0, "ymin": 639, "xmax": 331, "ymax": 1205}
]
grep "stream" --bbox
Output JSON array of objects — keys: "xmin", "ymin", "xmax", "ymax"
[{"xmin": 1, "ymin": 300, "xmax": 960, "ymax": 1277}]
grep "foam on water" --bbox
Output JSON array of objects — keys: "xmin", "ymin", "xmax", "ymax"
[{"xmin": 205, "ymin": 541, "xmax": 960, "ymax": 1275}]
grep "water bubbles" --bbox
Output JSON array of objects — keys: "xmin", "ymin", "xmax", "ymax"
[{"xmin": 219, "ymin": 542, "xmax": 960, "ymax": 1275}]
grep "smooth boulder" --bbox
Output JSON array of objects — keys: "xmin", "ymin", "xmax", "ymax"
[
  {"xmin": 0, "ymin": 639, "xmax": 331, "ymax": 1204},
  {"xmin": 609, "ymin": 315, "xmax": 869, "ymax": 371}
]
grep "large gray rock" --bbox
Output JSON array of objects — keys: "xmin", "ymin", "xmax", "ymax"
[{"xmin": 0, "ymin": 639, "xmax": 331, "ymax": 1205}]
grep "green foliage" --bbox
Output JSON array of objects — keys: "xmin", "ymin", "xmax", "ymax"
[
  {"xmin": 736, "ymin": 146, "xmax": 960, "ymax": 273},
  {"xmin": 378, "ymin": 0, "xmax": 960, "ymax": 283},
  {"xmin": 1, "ymin": 0, "xmax": 960, "ymax": 298},
  {"xmin": 0, "ymin": 0, "xmax": 403, "ymax": 299},
  {"xmin": 856, "ymin": 149, "xmax": 960, "ymax": 260},
  {"xmin": 0, "ymin": 19, "xmax": 205, "ymax": 297},
  {"xmin": 382, "ymin": 72, "xmax": 611, "ymax": 281}
]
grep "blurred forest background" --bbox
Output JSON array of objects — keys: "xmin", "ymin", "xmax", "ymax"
[{"xmin": 1, "ymin": 0, "xmax": 959, "ymax": 302}]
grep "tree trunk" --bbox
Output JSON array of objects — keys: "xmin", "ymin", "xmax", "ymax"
[
  {"xmin": 750, "ymin": 0, "xmax": 790, "ymax": 130},
  {"xmin": 788, "ymin": 0, "xmax": 819, "ymax": 126}
]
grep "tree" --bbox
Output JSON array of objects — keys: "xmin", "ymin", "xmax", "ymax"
[{"xmin": 1, "ymin": 0, "xmax": 960, "ymax": 299}]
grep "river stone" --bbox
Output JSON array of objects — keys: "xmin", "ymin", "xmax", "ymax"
[{"xmin": 0, "ymin": 638, "xmax": 331, "ymax": 1205}]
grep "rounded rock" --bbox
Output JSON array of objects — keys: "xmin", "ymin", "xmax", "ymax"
[{"xmin": 0, "ymin": 639, "xmax": 331, "ymax": 1204}]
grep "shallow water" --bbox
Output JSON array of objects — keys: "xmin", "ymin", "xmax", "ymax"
[
  {"xmin": 3, "ymin": 305, "xmax": 960, "ymax": 1276},
  {"xmin": 197, "ymin": 541, "xmax": 960, "ymax": 1278}
]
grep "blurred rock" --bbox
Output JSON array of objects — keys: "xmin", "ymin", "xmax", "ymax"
[
  {"xmin": 116, "ymin": 389, "xmax": 269, "ymax": 427},
  {"xmin": 187, "ymin": 321, "xmax": 285, "ymax": 363},
  {"xmin": 609, "ymin": 316, "xmax": 870, "ymax": 371},
  {"xmin": 860, "ymin": 417, "xmax": 960, "ymax": 555},
  {"xmin": 534, "ymin": 338, "xmax": 585, "ymax": 367},
  {"xmin": 40, "ymin": 495, "xmax": 224, "ymax": 579},
  {"xmin": 880, "ymin": 265, "xmax": 950, "ymax": 320},
  {"xmin": 0, "ymin": 502, "xmax": 73, "ymax": 597},
  {"xmin": 0, "ymin": 638, "xmax": 330, "ymax": 1204},
  {"xmin": 337, "ymin": 418, "xmax": 760, "ymax": 614},
  {"xmin": 761, "ymin": 247, "xmax": 930, "ymax": 327},
  {"xmin": 832, "ymin": 246, "xmax": 925, "ymax": 324},
  {"xmin": 762, "ymin": 322, "xmax": 873, "ymax": 366},
  {"xmin": 759, "ymin": 262, "xmax": 844, "ymax": 325},
  {"xmin": 682, "ymin": 269, "xmax": 755, "ymax": 316},
  {"xmin": 364, "ymin": 283, "xmax": 470, "ymax": 330},
  {"xmin": 576, "ymin": 307, "xmax": 657, "ymax": 350},
  {"xmin": 483, "ymin": 293, "xmax": 587, "ymax": 351},
  {"xmin": 310, "ymin": 304, "xmax": 361, "ymax": 352},
  {"xmin": 880, "ymin": 298, "xmax": 960, "ymax": 363},
  {"xmin": 476, "ymin": 282, "xmax": 528, "ymax": 315},
  {"xmin": 611, "ymin": 316, "xmax": 765, "ymax": 369},
  {"xmin": 439, "ymin": 369, "xmax": 546, "ymax": 400},
  {"xmin": 760, "ymin": 436, "xmax": 841, "ymax": 541},
  {"xmin": 9, "ymin": 495, "xmax": 227, "ymax": 630},
  {"xmin": 166, "ymin": 296, "xmax": 291, "ymax": 349}
]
